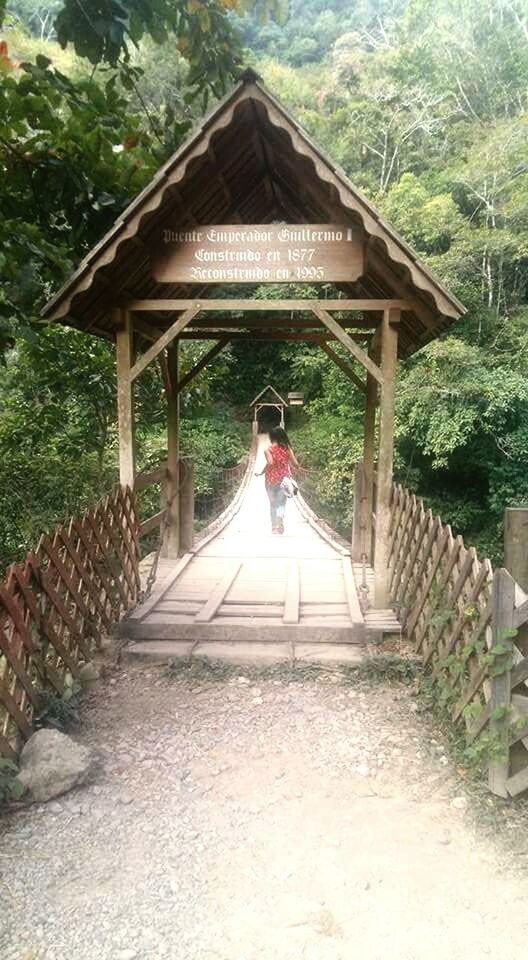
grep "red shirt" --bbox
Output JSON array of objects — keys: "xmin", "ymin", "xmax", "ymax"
[{"xmin": 265, "ymin": 443, "xmax": 291, "ymax": 486}]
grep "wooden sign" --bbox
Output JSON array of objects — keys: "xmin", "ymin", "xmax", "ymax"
[{"xmin": 150, "ymin": 224, "xmax": 364, "ymax": 284}]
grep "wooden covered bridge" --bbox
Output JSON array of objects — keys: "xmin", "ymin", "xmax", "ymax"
[
  {"xmin": 39, "ymin": 68, "xmax": 464, "ymax": 642},
  {"xmin": 3, "ymin": 70, "xmax": 528, "ymax": 798}
]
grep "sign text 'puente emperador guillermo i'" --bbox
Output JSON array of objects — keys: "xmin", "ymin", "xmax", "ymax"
[{"xmin": 150, "ymin": 224, "xmax": 365, "ymax": 285}]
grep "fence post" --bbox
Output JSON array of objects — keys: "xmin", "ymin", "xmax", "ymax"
[
  {"xmin": 489, "ymin": 567, "xmax": 515, "ymax": 798},
  {"xmin": 351, "ymin": 459, "xmax": 364, "ymax": 562},
  {"xmin": 179, "ymin": 457, "xmax": 194, "ymax": 554},
  {"xmin": 504, "ymin": 507, "xmax": 528, "ymax": 593}
]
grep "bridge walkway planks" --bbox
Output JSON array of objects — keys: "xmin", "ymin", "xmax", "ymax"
[{"xmin": 121, "ymin": 438, "xmax": 400, "ymax": 656}]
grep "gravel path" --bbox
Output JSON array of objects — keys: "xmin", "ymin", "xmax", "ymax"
[{"xmin": 2, "ymin": 660, "xmax": 528, "ymax": 960}]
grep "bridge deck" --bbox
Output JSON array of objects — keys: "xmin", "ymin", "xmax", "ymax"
[{"xmin": 122, "ymin": 439, "xmax": 400, "ymax": 657}]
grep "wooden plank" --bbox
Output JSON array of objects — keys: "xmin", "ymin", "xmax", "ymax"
[
  {"xmin": 194, "ymin": 562, "xmax": 242, "ymax": 623},
  {"xmin": 0, "ymin": 682, "xmax": 32, "ymax": 740},
  {"xmin": 178, "ymin": 330, "xmax": 371, "ymax": 342},
  {"xmin": 115, "ymin": 486, "xmax": 141, "ymax": 568},
  {"xmin": 98, "ymin": 498, "xmax": 137, "ymax": 601},
  {"xmin": 407, "ymin": 524, "xmax": 447, "ymax": 640},
  {"xmin": 122, "ymin": 620, "xmax": 366, "ymax": 644},
  {"xmin": 0, "ymin": 626, "xmax": 40, "ymax": 709},
  {"xmin": 488, "ymin": 568, "xmax": 515, "ymax": 797},
  {"xmin": 510, "ymin": 657, "xmax": 528, "ymax": 690},
  {"xmin": 128, "ymin": 298, "xmax": 411, "ymax": 313},
  {"xmin": 115, "ymin": 307, "xmax": 135, "ymax": 487},
  {"xmin": 70, "ymin": 515, "xmax": 115, "ymax": 615},
  {"xmin": 312, "ymin": 306, "xmax": 383, "ymax": 383},
  {"xmin": 0, "ymin": 583, "xmax": 36, "ymax": 654},
  {"xmin": 415, "ymin": 532, "xmax": 459, "ymax": 653},
  {"xmin": 39, "ymin": 535, "xmax": 98, "ymax": 642},
  {"xmin": 320, "ymin": 342, "xmax": 366, "ymax": 394},
  {"xmin": 390, "ymin": 496, "xmax": 420, "ymax": 598},
  {"xmin": 81, "ymin": 511, "xmax": 129, "ymax": 609},
  {"xmin": 29, "ymin": 555, "xmax": 91, "ymax": 665},
  {"xmin": 218, "ymin": 604, "xmax": 284, "ymax": 619},
  {"xmin": 283, "ymin": 561, "xmax": 300, "ymax": 625},
  {"xmin": 434, "ymin": 560, "xmax": 491, "ymax": 674},
  {"xmin": 361, "ymin": 341, "xmax": 379, "ymax": 562},
  {"xmin": 373, "ymin": 307, "xmax": 399, "ymax": 606},
  {"xmin": 397, "ymin": 507, "xmax": 430, "ymax": 606},
  {"xmin": 135, "ymin": 463, "xmax": 167, "ymax": 492},
  {"xmin": 402, "ymin": 515, "xmax": 440, "ymax": 629},
  {"xmin": 451, "ymin": 601, "xmax": 492, "ymax": 721},
  {"xmin": 387, "ymin": 485, "xmax": 407, "ymax": 562},
  {"xmin": 150, "ymin": 224, "xmax": 365, "ymax": 284},
  {"xmin": 58, "ymin": 525, "xmax": 111, "ymax": 628},
  {"xmin": 139, "ymin": 510, "xmax": 165, "ymax": 538},
  {"xmin": 0, "ymin": 730, "xmax": 18, "ymax": 762},
  {"xmin": 505, "ymin": 766, "xmax": 528, "ymax": 798},
  {"xmin": 342, "ymin": 557, "xmax": 363, "ymax": 623},
  {"xmin": 129, "ymin": 306, "xmax": 200, "ymax": 381},
  {"xmin": 424, "ymin": 548, "xmax": 475, "ymax": 666},
  {"xmin": 129, "ymin": 552, "xmax": 194, "ymax": 621},
  {"xmin": 513, "ymin": 597, "xmax": 528, "ymax": 629}
]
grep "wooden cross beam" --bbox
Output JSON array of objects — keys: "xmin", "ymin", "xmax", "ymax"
[
  {"xmin": 176, "ymin": 338, "xmax": 230, "ymax": 395},
  {"xmin": 320, "ymin": 342, "xmax": 367, "ymax": 395},
  {"xmin": 311, "ymin": 305, "xmax": 383, "ymax": 384},
  {"xmin": 127, "ymin": 298, "xmax": 411, "ymax": 313},
  {"xmin": 178, "ymin": 330, "xmax": 372, "ymax": 343}
]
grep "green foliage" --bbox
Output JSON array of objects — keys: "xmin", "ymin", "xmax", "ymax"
[
  {"xmin": 352, "ymin": 653, "xmax": 419, "ymax": 685},
  {"xmin": 35, "ymin": 677, "xmax": 81, "ymax": 730},
  {"xmin": 0, "ymin": 757, "xmax": 24, "ymax": 805}
]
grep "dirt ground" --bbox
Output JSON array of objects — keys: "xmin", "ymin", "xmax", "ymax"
[{"xmin": 1, "ymin": 658, "xmax": 528, "ymax": 960}]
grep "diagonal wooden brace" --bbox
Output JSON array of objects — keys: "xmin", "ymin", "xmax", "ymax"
[{"xmin": 312, "ymin": 306, "xmax": 383, "ymax": 384}]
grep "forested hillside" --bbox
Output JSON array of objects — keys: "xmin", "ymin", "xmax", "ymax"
[{"xmin": 0, "ymin": 0, "xmax": 527, "ymax": 569}]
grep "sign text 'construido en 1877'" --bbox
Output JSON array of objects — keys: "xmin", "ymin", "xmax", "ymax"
[{"xmin": 150, "ymin": 224, "xmax": 365, "ymax": 284}]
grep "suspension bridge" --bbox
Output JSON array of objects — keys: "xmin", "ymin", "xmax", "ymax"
[{"xmin": 124, "ymin": 434, "xmax": 400, "ymax": 661}]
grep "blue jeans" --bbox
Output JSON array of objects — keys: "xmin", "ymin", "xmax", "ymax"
[{"xmin": 266, "ymin": 483, "xmax": 287, "ymax": 528}]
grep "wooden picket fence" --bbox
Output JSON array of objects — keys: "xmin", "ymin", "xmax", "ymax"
[
  {"xmin": 0, "ymin": 486, "xmax": 140, "ymax": 760},
  {"xmin": 388, "ymin": 482, "xmax": 528, "ymax": 797}
]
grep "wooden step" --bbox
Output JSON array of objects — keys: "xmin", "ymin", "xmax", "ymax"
[
  {"xmin": 120, "ymin": 620, "xmax": 366, "ymax": 644},
  {"xmin": 123, "ymin": 639, "xmax": 370, "ymax": 666}
]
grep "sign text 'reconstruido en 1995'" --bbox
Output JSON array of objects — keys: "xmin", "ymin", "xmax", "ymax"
[{"xmin": 150, "ymin": 224, "xmax": 365, "ymax": 284}]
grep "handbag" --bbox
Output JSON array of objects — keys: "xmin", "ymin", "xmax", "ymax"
[{"xmin": 280, "ymin": 475, "xmax": 298, "ymax": 498}]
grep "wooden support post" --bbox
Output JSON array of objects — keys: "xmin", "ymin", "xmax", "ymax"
[
  {"xmin": 489, "ymin": 567, "xmax": 515, "ymax": 797},
  {"xmin": 179, "ymin": 456, "xmax": 194, "ymax": 554},
  {"xmin": 163, "ymin": 341, "xmax": 180, "ymax": 558},
  {"xmin": 351, "ymin": 459, "xmax": 365, "ymax": 562},
  {"xmin": 504, "ymin": 508, "xmax": 528, "ymax": 593},
  {"xmin": 373, "ymin": 308, "xmax": 399, "ymax": 608},
  {"xmin": 361, "ymin": 340, "xmax": 379, "ymax": 563},
  {"xmin": 115, "ymin": 308, "xmax": 135, "ymax": 488},
  {"xmin": 312, "ymin": 306, "xmax": 383, "ymax": 383}
]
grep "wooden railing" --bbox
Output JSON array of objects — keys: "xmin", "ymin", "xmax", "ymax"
[
  {"xmin": 134, "ymin": 454, "xmax": 248, "ymax": 544},
  {"xmin": 0, "ymin": 486, "xmax": 139, "ymax": 760},
  {"xmin": 387, "ymin": 481, "xmax": 528, "ymax": 798}
]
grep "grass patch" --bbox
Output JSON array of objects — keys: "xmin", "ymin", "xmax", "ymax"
[
  {"xmin": 164, "ymin": 654, "xmax": 419, "ymax": 686},
  {"xmin": 164, "ymin": 656, "xmax": 342, "ymax": 685},
  {"xmin": 344, "ymin": 653, "xmax": 420, "ymax": 686}
]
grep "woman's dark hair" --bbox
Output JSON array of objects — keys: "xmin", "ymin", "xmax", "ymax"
[{"xmin": 269, "ymin": 426, "xmax": 290, "ymax": 447}]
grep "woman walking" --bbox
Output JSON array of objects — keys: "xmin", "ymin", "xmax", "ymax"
[{"xmin": 256, "ymin": 427, "xmax": 299, "ymax": 534}]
